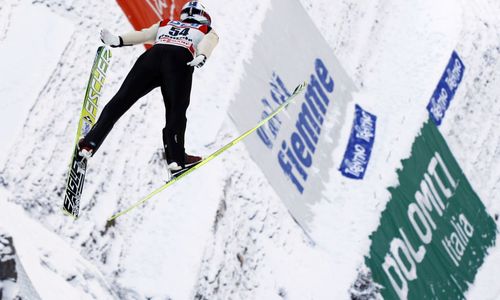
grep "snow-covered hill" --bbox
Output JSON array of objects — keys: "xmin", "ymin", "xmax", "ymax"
[
  {"xmin": 0, "ymin": 0, "xmax": 499, "ymax": 299},
  {"xmin": 0, "ymin": 192, "xmax": 115, "ymax": 299}
]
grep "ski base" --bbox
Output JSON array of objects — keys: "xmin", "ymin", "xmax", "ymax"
[
  {"xmin": 62, "ymin": 46, "xmax": 111, "ymax": 218},
  {"xmin": 63, "ymin": 148, "xmax": 88, "ymax": 217}
]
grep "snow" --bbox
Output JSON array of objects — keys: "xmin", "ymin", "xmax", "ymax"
[
  {"xmin": 0, "ymin": 191, "xmax": 115, "ymax": 299},
  {"xmin": 0, "ymin": 0, "xmax": 73, "ymax": 166},
  {"xmin": 0, "ymin": 280, "xmax": 18, "ymax": 300},
  {"xmin": 0, "ymin": 0, "xmax": 499, "ymax": 299}
]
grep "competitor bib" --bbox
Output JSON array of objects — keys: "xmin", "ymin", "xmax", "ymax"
[{"xmin": 155, "ymin": 20, "xmax": 209, "ymax": 56}]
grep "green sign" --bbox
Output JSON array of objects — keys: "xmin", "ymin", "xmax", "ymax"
[{"xmin": 366, "ymin": 120, "xmax": 497, "ymax": 300}]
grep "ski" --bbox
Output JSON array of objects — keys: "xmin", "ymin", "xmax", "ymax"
[
  {"xmin": 108, "ymin": 81, "xmax": 308, "ymax": 221},
  {"xmin": 63, "ymin": 46, "xmax": 112, "ymax": 219}
]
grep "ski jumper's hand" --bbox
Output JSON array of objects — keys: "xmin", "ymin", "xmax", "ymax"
[
  {"xmin": 100, "ymin": 29, "xmax": 123, "ymax": 47},
  {"xmin": 187, "ymin": 54, "xmax": 207, "ymax": 68}
]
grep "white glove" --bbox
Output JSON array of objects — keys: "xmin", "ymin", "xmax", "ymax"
[
  {"xmin": 100, "ymin": 29, "xmax": 121, "ymax": 47},
  {"xmin": 187, "ymin": 55, "xmax": 207, "ymax": 68}
]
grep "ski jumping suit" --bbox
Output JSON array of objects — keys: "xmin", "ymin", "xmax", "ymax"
[{"xmin": 82, "ymin": 20, "xmax": 219, "ymax": 166}]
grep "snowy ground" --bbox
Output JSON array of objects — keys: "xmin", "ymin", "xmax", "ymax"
[
  {"xmin": 0, "ymin": 0, "xmax": 499, "ymax": 299},
  {"xmin": 0, "ymin": 190, "xmax": 115, "ymax": 299},
  {"xmin": 0, "ymin": 1, "xmax": 73, "ymax": 166}
]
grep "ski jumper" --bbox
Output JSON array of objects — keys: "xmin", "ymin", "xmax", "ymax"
[{"xmin": 82, "ymin": 20, "xmax": 219, "ymax": 166}]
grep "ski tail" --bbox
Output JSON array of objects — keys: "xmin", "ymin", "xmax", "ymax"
[
  {"xmin": 108, "ymin": 81, "xmax": 308, "ymax": 221},
  {"xmin": 63, "ymin": 46, "xmax": 112, "ymax": 218}
]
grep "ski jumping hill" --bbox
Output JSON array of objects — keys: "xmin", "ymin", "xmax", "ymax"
[{"xmin": 0, "ymin": 0, "xmax": 499, "ymax": 299}]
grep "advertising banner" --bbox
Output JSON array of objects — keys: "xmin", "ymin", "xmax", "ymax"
[
  {"xmin": 116, "ymin": 0, "xmax": 185, "ymax": 46},
  {"xmin": 339, "ymin": 104, "xmax": 377, "ymax": 179},
  {"xmin": 228, "ymin": 0, "xmax": 356, "ymax": 230},
  {"xmin": 427, "ymin": 51, "xmax": 465, "ymax": 126},
  {"xmin": 365, "ymin": 120, "xmax": 497, "ymax": 300}
]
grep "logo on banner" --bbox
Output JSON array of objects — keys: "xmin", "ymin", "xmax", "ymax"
[
  {"xmin": 340, "ymin": 105, "xmax": 377, "ymax": 179},
  {"xmin": 145, "ymin": 0, "xmax": 169, "ymax": 19},
  {"xmin": 427, "ymin": 51, "xmax": 465, "ymax": 126},
  {"xmin": 257, "ymin": 73, "xmax": 292, "ymax": 149},
  {"xmin": 227, "ymin": 0, "xmax": 357, "ymax": 230},
  {"xmin": 365, "ymin": 121, "xmax": 496, "ymax": 300},
  {"xmin": 278, "ymin": 58, "xmax": 334, "ymax": 194}
]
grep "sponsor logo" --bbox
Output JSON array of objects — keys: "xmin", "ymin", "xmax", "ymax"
[
  {"xmin": 83, "ymin": 49, "xmax": 110, "ymax": 121},
  {"xmin": 427, "ymin": 51, "xmax": 465, "ymax": 126},
  {"xmin": 276, "ymin": 58, "xmax": 334, "ymax": 193},
  {"xmin": 64, "ymin": 157, "xmax": 86, "ymax": 215},
  {"xmin": 380, "ymin": 152, "xmax": 458, "ymax": 299},
  {"xmin": 340, "ymin": 105, "xmax": 377, "ymax": 179},
  {"xmin": 145, "ymin": 0, "xmax": 169, "ymax": 19},
  {"xmin": 157, "ymin": 35, "xmax": 192, "ymax": 48},
  {"xmin": 365, "ymin": 121, "xmax": 496, "ymax": 300},
  {"xmin": 168, "ymin": 20, "xmax": 203, "ymax": 29},
  {"xmin": 256, "ymin": 73, "xmax": 291, "ymax": 149}
]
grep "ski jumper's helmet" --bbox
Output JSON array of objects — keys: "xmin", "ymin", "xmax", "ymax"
[{"xmin": 180, "ymin": 2, "xmax": 212, "ymax": 26}]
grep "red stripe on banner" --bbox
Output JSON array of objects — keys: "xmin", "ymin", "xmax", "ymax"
[{"xmin": 116, "ymin": 0, "xmax": 189, "ymax": 49}]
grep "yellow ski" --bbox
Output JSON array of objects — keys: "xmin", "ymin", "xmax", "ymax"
[
  {"xmin": 108, "ymin": 81, "xmax": 308, "ymax": 221},
  {"xmin": 63, "ymin": 46, "xmax": 112, "ymax": 218}
]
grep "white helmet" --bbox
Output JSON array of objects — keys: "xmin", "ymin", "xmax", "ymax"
[{"xmin": 180, "ymin": 2, "xmax": 212, "ymax": 26}]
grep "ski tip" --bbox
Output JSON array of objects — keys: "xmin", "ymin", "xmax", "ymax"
[
  {"xmin": 107, "ymin": 212, "xmax": 122, "ymax": 222},
  {"xmin": 283, "ymin": 81, "xmax": 308, "ymax": 110},
  {"xmin": 293, "ymin": 81, "xmax": 308, "ymax": 94},
  {"xmin": 62, "ymin": 207, "xmax": 78, "ymax": 220},
  {"xmin": 105, "ymin": 218, "xmax": 116, "ymax": 228}
]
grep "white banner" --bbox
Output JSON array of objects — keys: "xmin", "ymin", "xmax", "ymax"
[{"xmin": 229, "ymin": 0, "xmax": 356, "ymax": 231}]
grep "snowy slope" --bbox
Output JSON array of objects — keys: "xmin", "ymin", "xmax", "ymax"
[
  {"xmin": 0, "ymin": 1, "xmax": 73, "ymax": 166},
  {"xmin": 0, "ymin": 0, "xmax": 499, "ymax": 299},
  {"xmin": 0, "ymin": 191, "xmax": 115, "ymax": 299},
  {"xmin": 1, "ymin": 0, "xmax": 273, "ymax": 298}
]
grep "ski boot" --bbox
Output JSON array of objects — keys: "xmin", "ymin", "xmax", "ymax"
[
  {"xmin": 167, "ymin": 154, "xmax": 203, "ymax": 177},
  {"xmin": 77, "ymin": 139, "xmax": 95, "ymax": 159}
]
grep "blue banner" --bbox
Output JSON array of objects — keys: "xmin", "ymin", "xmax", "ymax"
[
  {"xmin": 340, "ymin": 105, "xmax": 377, "ymax": 179},
  {"xmin": 427, "ymin": 51, "xmax": 465, "ymax": 126}
]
